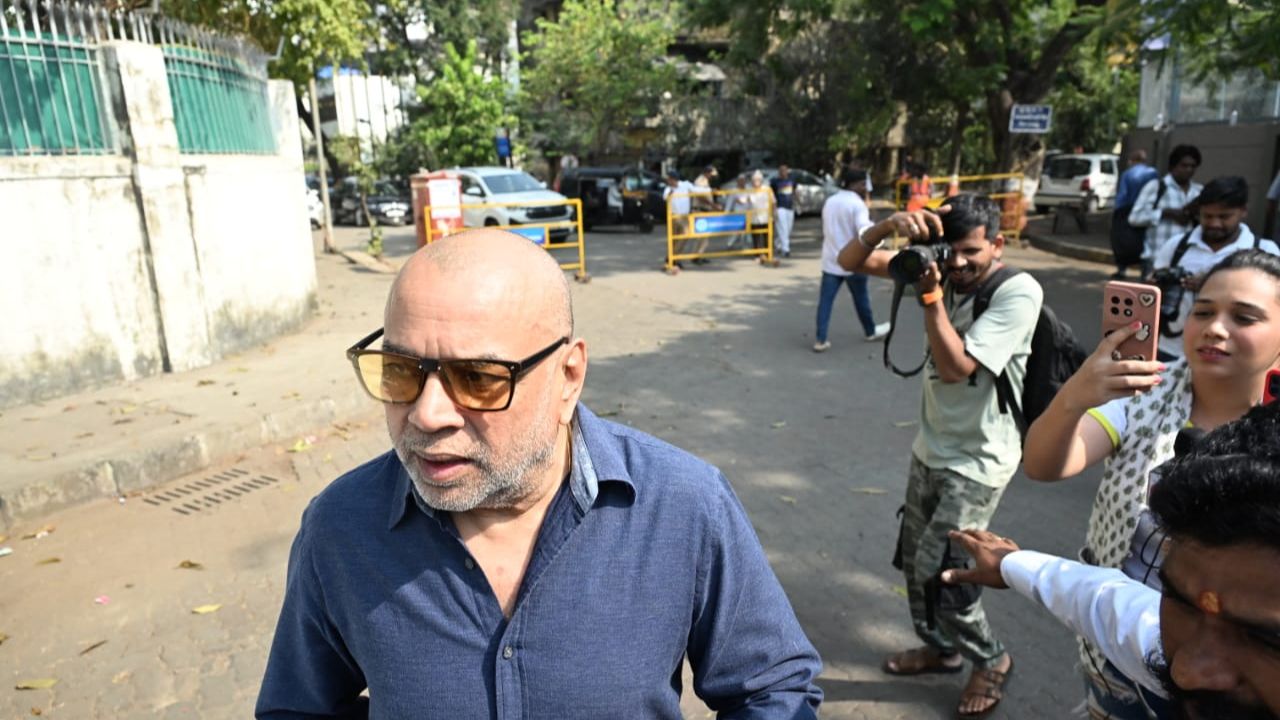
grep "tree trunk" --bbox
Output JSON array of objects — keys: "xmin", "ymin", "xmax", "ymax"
[{"xmin": 948, "ymin": 103, "xmax": 969, "ymax": 175}]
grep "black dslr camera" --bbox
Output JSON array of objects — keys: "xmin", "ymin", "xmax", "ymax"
[
  {"xmin": 887, "ymin": 222, "xmax": 950, "ymax": 285},
  {"xmin": 1150, "ymin": 266, "xmax": 1191, "ymax": 290}
]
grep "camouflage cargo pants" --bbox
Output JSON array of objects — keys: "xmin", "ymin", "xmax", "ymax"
[{"xmin": 899, "ymin": 456, "xmax": 1008, "ymax": 669}]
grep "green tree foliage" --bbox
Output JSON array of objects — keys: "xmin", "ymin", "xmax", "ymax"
[
  {"xmin": 1104, "ymin": 0, "xmax": 1279, "ymax": 82},
  {"xmin": 1045, "ymin": 49, "xmax": 1137, "ymax": 154},
  {"xmin": 329, "ymin": 135, "xmax": 383, "ymax": 256},
  {"xmin": 160, "ymin": 0, "xmax": 371, "ymax": 88},
  {"xmin": 373, "ymin": 0, "xmax": 518, "ymax": 78},
  {"xmin": 521, "ymin": 0, "xmax": 679, "ymax": 159},
  {"xmin": 378, "ymin": 41, "xmax": 516, "ymax": 178}
]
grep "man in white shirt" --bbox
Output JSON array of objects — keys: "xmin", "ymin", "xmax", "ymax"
[
  {"xmin": 943, "ymin": 400, "xmax": 1280, "ymax": 720},
  {"xmin": 663, "ymin": 171, "xmax": 702, "ymax": 268},
  {"xmin": 1150, "ymin": 175, "xmax": 1280, "ymax": 359},
  {"xmin": 813, "ymin": 169, "xmax": 890, "ymax": 351},
  {"xmin": 1128, "ymin": 145, "xmax": 1203, "ymax": 277}
]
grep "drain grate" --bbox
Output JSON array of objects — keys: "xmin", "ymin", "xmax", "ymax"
[{"xmin": 142, "ymin": 467, "xmax": 281, "ymax": 515}]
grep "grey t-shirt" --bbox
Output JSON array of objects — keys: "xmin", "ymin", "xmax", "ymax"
[{"xmin": 911, "ymin": 270, "xmax": 1043, "ymax": 487}]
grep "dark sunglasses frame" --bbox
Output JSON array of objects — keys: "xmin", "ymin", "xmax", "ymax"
[{"xmin": 346, "ymin": 328, "xmax": 569, "ymax": 411}]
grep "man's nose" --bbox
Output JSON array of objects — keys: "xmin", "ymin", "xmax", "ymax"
[
  {"xmin": 407, "ymin": 372, "xmax": 465, "ymax": 432},
  {"xmin": 1170, "ymin": 626, "xmax": 1243, "ymax": 693}
]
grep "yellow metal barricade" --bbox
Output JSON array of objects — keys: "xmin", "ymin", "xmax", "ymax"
[
  {"xmin": 422, "ymin": 198, "xmax": 589, "ymax": 282},
  {"xmin": 889, "ymin": 173, "xmax": 1027, "ymax": 247},
  {"xmin": 665, "ymin": 188, "xmax": 775, "ymax": 272}
]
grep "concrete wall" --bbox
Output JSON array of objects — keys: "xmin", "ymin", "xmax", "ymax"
[
  {"xmin": 0, "ymin": 43, "xmax": 315, "ymax": 410},
  {"xmin": 1126, "ymin": 121, "xmax": 1280, "ymax": 233}
]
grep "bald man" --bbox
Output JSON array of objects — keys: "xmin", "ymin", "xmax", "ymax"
[{"xmin": 256, "ymin": 229, "xmax": 823, "ymax": 719}]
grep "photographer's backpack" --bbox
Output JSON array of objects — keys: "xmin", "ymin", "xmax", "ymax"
[{"xmin": 973, "ymin": 267, "xmax": 1087, "ymax": 438}]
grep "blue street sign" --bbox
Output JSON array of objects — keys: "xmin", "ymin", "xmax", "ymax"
[
  {"xmin": 692, "ymin": 213, "xmax": 748, "ymax": 235},
  {"xmin": 1009, "ymin": 105, "xmax": 1052, "ymax": 134},
  {"xmin": 511, "ymin": 226, "xmax": 546, "ymax": 245}
]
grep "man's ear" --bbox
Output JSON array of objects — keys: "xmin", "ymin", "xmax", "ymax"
[
  {"xmin": 558, "ymin": 338, "xmax": 588, "ymax": 425},
  {"xmin": 991, "ymin": 234, "xmax": 1006, "ymax": 257}
]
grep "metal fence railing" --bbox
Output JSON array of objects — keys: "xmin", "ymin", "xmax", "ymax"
[
  {"xmin": 0, "ymin": 0, "xmax": 273, "ymax": 157},
  {"xmin": 0, "ymin": 0, "xmax": 114, "ymax": 156}
]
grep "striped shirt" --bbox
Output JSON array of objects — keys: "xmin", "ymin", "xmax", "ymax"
[{"xmin": 1127, "ymin": 175, "xmax": 1202, "ymax": 261}]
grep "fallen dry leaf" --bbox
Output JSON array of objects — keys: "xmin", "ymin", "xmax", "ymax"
[
  {"xmin": 176, "ymin": 560, "xmax": 204, "ymax": 571},
  {"xmin": 14, "ymin": 678, "xmax": 58, "ymax": 690},
  {"xmin": 770, "ymin": 421, "xmax": 787, "ymax": 429},
  {"xmin": 287, "ymin": 438, "xmax": 313, "ymax": 453},
  {"xmin": 23, "ymin": 526, "xmax": 55, "ymax": 540},
  {"xmin": 0, "ymin": 632, "xmax": 8, "ymax": 645},
  {"xmin": 0, "ymin": 534, "xmax": 6, "ymax": 544},
  {"xmin": 191, "ymin": 604, "xmax": 222, "ymax": 615},
  {"xmin": 851, "ymin": 488, "xmax": 889, "ymax": 495},
  {"xmin": 35, "ymin": 557, "xmax": 60, "ymax": 566},
  {"xmin": 79, "ymin": 640, "xmax": 107, "ymax": 656},
  {"xmin": 891, "ymin": 586, "xmax": 909, "ymax": 598},
  {"xmin": 73, "ymin": 432, "xmax": 93, "ymax": 440},
  {"xmin": 196, "ymin": 379, "xmax": 216, "ymax": 387},
  {"xmin": 778, "ymin": 495, "xmax": 798, "ymax": 505},
  {"xmin": 112, "ymin": 418, "xmax": 134, "ymax": 426},
  {"xmin": 112, "ymin": 670, "xmax": 131, "ymax": 685},
  {"xmin": 281, "ymin": 391, "xmax": 301, "ymax": 400},
  {"xmin": 31, "ymin": 707, "xmax": 42, "ymax": 715}
]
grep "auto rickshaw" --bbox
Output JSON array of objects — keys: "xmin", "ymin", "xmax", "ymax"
[{"xmin": 558, "ymin": 166, "xmax": 665, "ymax": 233}]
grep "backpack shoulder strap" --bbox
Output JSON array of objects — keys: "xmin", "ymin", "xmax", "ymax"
[
  {"xmin": 1168, "ymin": 230, "xmax": 1196, "ymax": 268},
  {"xmin": 1254, "ymin": 232, "xmax": 1263, "ymax": 250},
  {"xmin": 1154, "ymin": 175, "xmax": 1168, "ymax": 207},
  {"xmin": 972, "ymin": 265, "xmax": 1022, "ymax": 320}
]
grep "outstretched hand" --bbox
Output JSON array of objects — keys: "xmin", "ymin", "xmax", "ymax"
[
  {"xmin": 941, "ymin": 529, "xmax": 1020, "ymax": 589},
  {"xmin": 887, "ymin": 204, "xmax": 951, "ymax": 242}
]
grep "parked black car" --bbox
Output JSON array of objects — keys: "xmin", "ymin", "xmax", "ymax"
[
  {"xmin": 558, "ymin": 166, "xmax": 664, "ymax": 233},
  {"xmin": 330, "ymin": 177, "xmax": 412, "ymax": 226}
]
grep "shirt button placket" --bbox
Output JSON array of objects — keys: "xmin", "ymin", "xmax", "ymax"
[{"xmin": 502, "ymin": 645, "xmax": 514, "ymax": 660}]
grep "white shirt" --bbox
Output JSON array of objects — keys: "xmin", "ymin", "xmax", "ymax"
[
  {"xmin": 1151, "ymin": 224, "xmax": 1280, "ymax": 356},
  {"xmin": 1129, "ymin": 175, "xmax": 1203, "ymax": 260},
  {"xmin": 663, "ymin": 181, "xmax": 696, "ymax": 216},
  {"xmin": 1001, "ymin": 550, "xmax": 1165, "ymax": 696},
  {"xmin": 821, "ymin": 189, "xmax": 874, "ymax": 276}
]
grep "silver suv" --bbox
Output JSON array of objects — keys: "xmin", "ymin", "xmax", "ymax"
[{"xmin": 452, "ymin": 167, "xmax": 575, "ymax": 242}]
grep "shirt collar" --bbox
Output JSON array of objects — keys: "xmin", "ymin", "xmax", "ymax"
[
  {"xmin": 1188, "ymin": 223, "xmax": 1255, "ymax": 252},
  {"xmin": 386, "ymin": 404, "xmax": 636, "ymax": 530}
]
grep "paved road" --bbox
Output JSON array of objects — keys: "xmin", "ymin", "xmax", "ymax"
[{"xmin": 1, "ymin": 219, "xmax": 1110, "ymax": 718}]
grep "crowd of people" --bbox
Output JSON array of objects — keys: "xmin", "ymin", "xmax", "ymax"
[{"xmin": 252, "ymin": 143, "xmax": 1280, "ymax": 719}]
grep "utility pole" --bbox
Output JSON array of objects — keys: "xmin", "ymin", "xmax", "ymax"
[{"xmin": 310, "ymin": 72, "xmax": 335, "ymax": 254}]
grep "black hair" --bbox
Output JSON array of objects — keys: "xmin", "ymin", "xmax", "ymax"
[
  {"xmin": 1195, "ymin": 175, "xmax": 1249, "ymax": 209},
  {"xmin": 1199, "ymin": 248, "xmax": 1280, "ymax": 289},
  {"xmin": 840, "ymin": 167, "xmax": 867, "ymax": 188},
  {"xmin": 1149, "ymin": 401, "xmax": 1280, "ymax": 552},
  {"xmin": 1167, "ymin": 144, "xmax": 1202, "ymax": 169},
  {"xmin": 938, "ymin": 193, "xmax": 1001, "ymax": 244}
]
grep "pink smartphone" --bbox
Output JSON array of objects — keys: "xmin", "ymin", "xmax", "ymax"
[{"xmin": 1102, "ymin": 281, "xmax": 1161, "ymax": 362}]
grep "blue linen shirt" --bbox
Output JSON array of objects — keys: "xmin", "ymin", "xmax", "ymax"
[
  {"xmin": 256, "ymin": 404, "xmax": 822, "ymax": 719},
  {"xmin": 1113, "ymin": 163, "xmax": 1158, "ymax": 210}
]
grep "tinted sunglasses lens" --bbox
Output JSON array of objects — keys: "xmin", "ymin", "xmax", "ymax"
[
  {"xmin": 440, "ymin": 360, "xmax": 512, "ymax": 410},
  {"xmin": 355, "ymin": 353, "xmax": 423, "ymax": 402}
]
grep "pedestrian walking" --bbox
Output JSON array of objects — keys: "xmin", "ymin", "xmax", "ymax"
[
  {"xmin": 771, "ymin": 163, "xmax": 797, "ymax": 258},
  {"xmin": 256, "ymin": 229, "xmax": 824, "ymax": 718},
  {"xmin": 1109, "ymin": 149, "xmax": 1159, "ymax": 279},
  {"xmin": 813, "ymin": 168, "xmax": 889, "ymax": 352}
]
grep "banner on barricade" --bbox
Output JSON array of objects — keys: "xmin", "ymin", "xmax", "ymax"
[{"xmin": 692, "ymin": 213, "xmax": 749, "ymax": 235}]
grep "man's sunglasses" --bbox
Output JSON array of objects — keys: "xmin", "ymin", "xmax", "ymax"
[{"xmin": 346, "ymin": 329, "xmax": 568, "ymax": 411}]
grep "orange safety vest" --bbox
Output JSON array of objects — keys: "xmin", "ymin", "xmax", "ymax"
[{"xmin": 906, "ymin": 175, "xmax": 931, "ymax": 212}]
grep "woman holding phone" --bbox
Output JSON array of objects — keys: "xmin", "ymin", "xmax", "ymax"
[{"xmin": 1023, "ymin": 249, "xmax": 1280, "ymax": 719}]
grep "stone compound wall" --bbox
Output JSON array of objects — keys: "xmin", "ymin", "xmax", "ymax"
[{"xmin": 0, "ymin": 42, "xmax": 316, "ymax": 410}]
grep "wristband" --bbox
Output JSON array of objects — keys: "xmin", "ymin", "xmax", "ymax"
[
  {"xmin": 859, "ymin": 233, "xmax": 883, "ymax": 251},
  {"xmin": 918, "ymin": 287, "xmax": 944, "ymax": 306}
]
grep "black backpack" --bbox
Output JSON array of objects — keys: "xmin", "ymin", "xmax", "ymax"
[{"xmin": 973, "ymin": 266, "xmax": 1088, "ymax": 437}]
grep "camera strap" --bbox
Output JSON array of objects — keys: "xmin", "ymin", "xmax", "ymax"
[{"xmin": 883, "ymin": 279, "xmax": 932, "ymax": 377}]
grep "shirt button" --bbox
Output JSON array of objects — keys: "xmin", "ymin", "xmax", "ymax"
[
  {"xmin": 502, "ymin": 646, "xmax": 514, "ymax": 659},
  {"xmin": 464, "ymin": 558, "xmax": 475, "ymax": 570}
]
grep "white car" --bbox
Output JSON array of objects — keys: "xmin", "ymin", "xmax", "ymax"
[
  {"xmin": 452, "ymin": 167, "xmax": 575, "ymax": 242},
  {"xmin": 1034, "ymin": 153, "xmax": 1120, "ymax": 213}
]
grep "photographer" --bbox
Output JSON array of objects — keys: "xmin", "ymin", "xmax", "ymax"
[
  {"xmin": 837, "ymin": 194, "xmax": 1043, "ymax": 719},
  {"xmin": 1149, "ymin": 176, "xmax": 1279, "ymax": 360},
  {"xmin": 1128, "ymin": 145, "xmax": 1203, "ymax": 278}
]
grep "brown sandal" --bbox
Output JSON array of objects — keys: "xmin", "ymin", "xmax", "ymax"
[
  {"xmin": 957, "ymin": 659, "xmax": 1014, "ymax": 718},
  {"xmin": 882, "ymin": 647, "xmax": 964, "ymax": 676}
]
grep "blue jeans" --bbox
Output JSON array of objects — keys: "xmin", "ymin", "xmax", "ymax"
[{"xmin": 816, "ymin": 271, "xmax": 875, "ymax": 341}]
